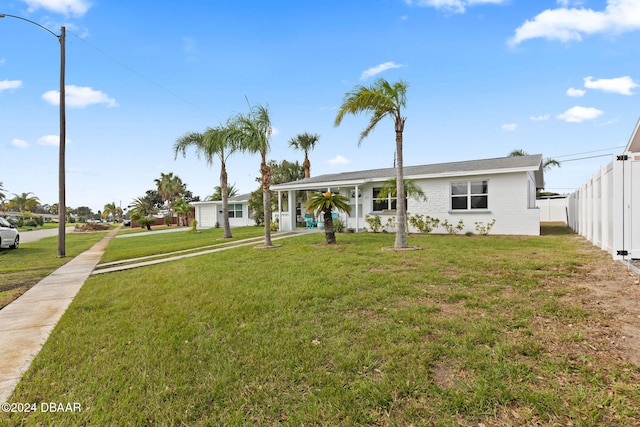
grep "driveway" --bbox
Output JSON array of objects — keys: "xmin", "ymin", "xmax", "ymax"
[{"xmin": 18, "ymin": 227, "xmax": 75, "ymax": 244}]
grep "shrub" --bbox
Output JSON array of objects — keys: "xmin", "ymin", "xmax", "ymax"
[
  {"xmin": 408, "ymin": 214, "xmax": 439, "ymax": 234},
  {"xmin": 475, "ymin": 219, "xmax": 496, "ymax": 236},
  {"xmin": 190, "ymin": 220, "xmax": 198, "ymax": 233},
  {"xmin": 365, "ymin": 214, "xmax": 383, "ymax": 233},
  {"xmin": 384, "ymin": 216, "xmax": 396, "ymax": 232},
  {"xmin": 333, "ymin": 217, "xmax": 345, "ymax": 233},
  {"xmin": 442, "ymin": 219, "xmax": 464, "ymax": 234},
  {"xmin": 137, "ymin": 217, "xmax": 155, "ymax": 231}
]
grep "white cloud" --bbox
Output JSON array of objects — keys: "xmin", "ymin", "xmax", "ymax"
[
  {"xmin": 0, "ymin": 80, "xmax": 23, "ymax": 92},
  {"xmin": 21, "ymin": 0, "xmax": 91, "ymax": 17},
  {"xmin": 360, "ymin": 62, "xmax": 404, "ymax": 81},
  {"xmin": 11, "ymin": 138, "xmax": 29, "ymax": 148},
  {"xmin": 509, "ymin": 0, "xmax": 640, "ymax": 46},
  {"xmin": 501, "ymin": 123, "xmax": 518, "ymax": 131},
  {"xmin": 405, "ymin": 0, "xmax": 507, "ymax": 14},
  {"xmin": 42, "ymin": 85, "xmax": 118, "ymax": 108},
  {"xmin": 556, "ymin": 106, "xmax": 603, "ymax": 122},
  {"xmin": 326, "ymin": 155, "xmax": 350, "ymax": 166},
  {"xmin": 567, "ymin": 87, "xmax": 586, "ymax": 97},
  {"xmin": 530, "ymin": 114, "xmax": 551, "ymax": 121},
  {"xmin": 0, "ymin": 58, "xmax": 6, "ymax": 66},
  {"xmin": 38, "ymin": 135, "xmax": 65, "ymax": 146},
  {"xmin": 584, "ymin": 76, "xmax": 638, "ymax": 95},
  {"xmin": 271, "ymin": 126, "xmax": 280, "ymax": 137}
]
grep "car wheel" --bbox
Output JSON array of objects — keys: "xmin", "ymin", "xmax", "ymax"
[{"xmin": 10, "ymin": 236, "xmax": 19, "ymax": 249}]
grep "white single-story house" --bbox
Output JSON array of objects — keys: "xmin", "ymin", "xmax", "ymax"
[
  {"xmin": 192, "ymin": 193, "xmax": 256, "ymax": 229},
  {"xmin": 271, "ymin": 154, "xmax": 544, "ymax": 236}
]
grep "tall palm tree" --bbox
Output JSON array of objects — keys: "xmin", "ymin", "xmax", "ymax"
[
  {"xmin": 305, "ymin": 191, "xmax": 351, "ymax": 244},
  {"xmin": 335, "ymin": 78, "xmax": 410, "ymax": 248},
  {"xmin": 229, "ymin": 102, "xmax": 275, "ymax": 247},
  {"xmin": 154, "ymin": 172, "xmax": 185, "ymax": 224},
  {"xmin": 174, "ymin": 125, "xmax": 238, "ymax": 238},
  {"xmin": 288, "ymin": 132, "xmax": 320, "ymax": 179},
  {"xmin": 103, "ymin": 202, "xmax": 123, "ymax": 222}
]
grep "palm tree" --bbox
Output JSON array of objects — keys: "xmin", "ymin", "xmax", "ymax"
[
  {"xmin": 335, "ymin": 78, "xmax": 410, "ymax": 248},
  {"xmin": 508, "ymin": 149, "xmax": 560, "ymax": 172},
  {"xmin": 10, "ymin": 192, "xmax": 40, "ymax": 219},
  {"xmin": 0, "ymin": 181, "xmax": 6, "ymax": 204},
  {"xmin": 229, "ymin": 102, "xmax": 275, "ymax": 247},
  {"xmin": 172, "ymin": 197, "xmax": 192, "ymax": 226},
  {"xmin": 288, "ymin": 132, "xmax": 320, "ymax": 179},
  {"xmin": 128, "ymin": 197, "xmax": 152, "ymax": 218},
  {"xmin": 305, "ymin": 191, "xmax": 351, "ymax": 244},
  {"xmin": 154, "ymin": 172, "xmax": 185, "ymax": 225},
  {"xmin": 174, "ymin": 126, "xmax": 238, "ymax": 238},
  {"xmin": 209, "ymin": 183, "xmax": 239, "ymax": 201},
  {"xmin": 103, "ymin": 202, "xmax": 123, "ymax": 222}
]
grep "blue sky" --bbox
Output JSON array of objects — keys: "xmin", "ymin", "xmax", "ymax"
[{"xmin": 1, "ymin": 0, "xmax": 639, "ymax": 213}]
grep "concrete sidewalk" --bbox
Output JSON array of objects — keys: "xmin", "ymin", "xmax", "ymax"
[{"xmin": 0, "ymin": 227, "xmax": 119, "ymax": 403}]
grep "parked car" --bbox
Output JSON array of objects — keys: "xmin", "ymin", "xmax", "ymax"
[{"xmin": 0, "ymin": 217, "xmax": 20, "ymax": 249}]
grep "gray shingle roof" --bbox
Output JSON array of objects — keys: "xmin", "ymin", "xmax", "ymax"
[{"xmin": 272, "ymin": 154, "xmax": 544, "ymax": 190}]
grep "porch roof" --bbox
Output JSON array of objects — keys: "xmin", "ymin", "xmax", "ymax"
[
  {"xmin": 272, "ymin": 154, "xmax": 544, "ymax": 191},
  {"xmin": 191, "ymin": 193, "xmax": 252, "ymax": 205}
]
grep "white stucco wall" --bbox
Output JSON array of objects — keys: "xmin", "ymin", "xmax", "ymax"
[
  {"xmin": 193, "ymin": 202, "xmax": 255, "ymax": 229},
  {"xmin": 344, "ymin": 172, "xmax": 540, "ymax": 236}
]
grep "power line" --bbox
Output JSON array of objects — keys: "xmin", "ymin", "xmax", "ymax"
[
  {"xmin": 550, "ymin": 145, "xmax": 625, "ymax": 159},
  {"xmin": 558, "ymin": 153, "xmax": 616, "ymax": 163},
  {"xmin": 71, "ymin": 32, "xmax": 221, "ymax": 121}
]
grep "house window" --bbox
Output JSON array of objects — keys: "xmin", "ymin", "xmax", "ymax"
[
  {"xmin": 372, "ymin": 187, "xmax": 397, "ymax": 211},
  {"xmin": 451, "ymin": 181, "xmax": 488, "ymax": 210},
  {"xmin": 228, "ymin": 203, "xmax": 243, "ymax": 218}
]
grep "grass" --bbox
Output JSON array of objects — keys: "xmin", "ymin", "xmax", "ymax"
[
  {"xmin": 2, "ymin": 224, "xmax": 639, "ymax": 426},
  {"xmin": 0, "ymin": 232, "xmax": 107, "ymax": 309}
]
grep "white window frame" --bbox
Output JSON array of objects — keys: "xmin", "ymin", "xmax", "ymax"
[{"xmin": 450, "ymin": 180, "xmax": 489, "ymax": 211}]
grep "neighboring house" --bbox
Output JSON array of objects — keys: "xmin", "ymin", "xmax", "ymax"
[
  {"xmin": 271, "ymin": 154, "xmax": 544, "ymax": 236},
  {"xmin": 192, "ymin": 193, "xmax": 256, "ymax": 229}
]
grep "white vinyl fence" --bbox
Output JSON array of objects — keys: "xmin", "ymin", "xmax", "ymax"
[{"xmin": 567, "ymin": 152, "xmax": 640, "ymax": 260}]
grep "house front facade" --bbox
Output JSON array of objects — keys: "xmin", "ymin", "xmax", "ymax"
[
  {"xmin": 271, "ymin": 154, "xmax": 544, "ymax": 236},
  {"xmin": 191, "ymin": 193, "xmax": 255, "ymax": 229}
]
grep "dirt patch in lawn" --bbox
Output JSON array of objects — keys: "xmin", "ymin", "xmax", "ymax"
[{"xmin": 560, "ymin": 248, "xmax": 640, "ymax": 366}]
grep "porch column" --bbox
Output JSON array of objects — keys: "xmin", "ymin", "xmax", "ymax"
[
  {"xmin": 355, "ymin": 185, "xmax": 360, "ymax": 232},
  {"xmin": 288, "ymin": 190, "xmax": 297, "ymax": 231}
]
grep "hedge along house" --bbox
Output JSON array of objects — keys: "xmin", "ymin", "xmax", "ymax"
[
  {"xmin": 271, "ymin": 154, "xmax": 544, "ymax": 235},
  {"xmin": 191, "ymin": 193, "xmax": 256, "ymax": 229}
]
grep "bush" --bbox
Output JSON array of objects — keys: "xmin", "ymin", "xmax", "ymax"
[
  {"xmin": 475, "ymin": 219, "xmax": 496, "ymax": 236},
  {"xmin": 365, "ymin": 214, "xmax": 383, "ymax": 233},
  {"xmin": 384, "ymin": 216, "xmax": 396, "ymax": 232},
  {"xmin": 408, "ymin": 214, "xmax": 439, "ymax": 234},
  {"xmin": 137, "ymin": 217, "xmax": 155, "ymax": 231},
  {"xmin": 333, "ymin": 217, "xmax": 345, "ymax": 233},
  {"xmin": 442, "ymin": 219, "xmax": 464, "ymax": 234}
]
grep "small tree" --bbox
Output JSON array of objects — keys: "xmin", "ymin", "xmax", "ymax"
[{"xmin": 305, "ymin": 192, "xmax": 351, "ymax": 244}]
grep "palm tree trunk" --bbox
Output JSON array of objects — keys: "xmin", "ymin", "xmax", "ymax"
[
  {"xmin": 394, "ymin": 120, "xmax": 408, "ymax": 248},
  {"xmin": 220, "ymin": 161, "xmax": 233, "ymax": 238},
  {"xmin": 324, "ymin": 208, "xmax": 336, "ymax": 244},
  {"xmin": 261, "ymin": 156, "xmax": 273, "ymax": 246}
]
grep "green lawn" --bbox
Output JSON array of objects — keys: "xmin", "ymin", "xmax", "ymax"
[
  {"xmin": 0, "ymin": 232, "xmax": 107, "ymax": 309},
  {"xmin": 3, "ymin": 225, "xmax": 639, "ymax": 426}
]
